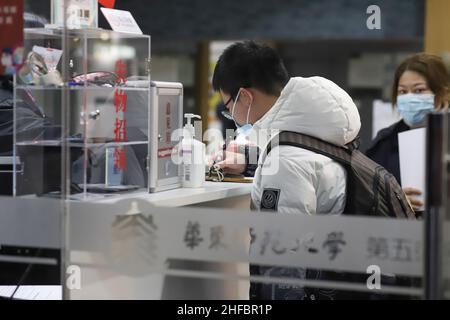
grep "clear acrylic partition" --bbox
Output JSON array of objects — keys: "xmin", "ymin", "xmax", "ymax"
[
  {"xmin": 4, "ymin": 0, "xmax": 150, "ymax": 299},
  {"xmin": 64, "ymin": 200, "xmax": 424, "ymax": 300},
  {"xmin": 14, "ymin": 26, "xmax": 151, "ymax": 200}
]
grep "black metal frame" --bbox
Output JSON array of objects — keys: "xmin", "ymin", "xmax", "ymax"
[{"xmin": 424, "ymin": 112, "xmax": 447, "ymax": 299}]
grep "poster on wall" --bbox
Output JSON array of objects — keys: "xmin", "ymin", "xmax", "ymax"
[{"xmin": 0, "ymin": 0, "xmax": 24, "ymax": 76}]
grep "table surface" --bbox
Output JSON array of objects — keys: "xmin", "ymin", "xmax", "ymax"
[{"xmin": 71, "ymin": 180, "xmax": 253, "ymax": 207}]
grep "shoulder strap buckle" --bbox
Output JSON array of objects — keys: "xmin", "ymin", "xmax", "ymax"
[{"xmin": 346, "ymin": 137, "xmax": 360, "ymax": 152}]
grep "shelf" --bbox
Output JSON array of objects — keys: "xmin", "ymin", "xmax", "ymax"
[
  {"xmin": 93, "ymin": 181, "xmax": 253, "ymax": 207},
  {"xmin": 16, "ymin": 140, "xmax": 148, "ymax": 148},
  {"xmin": 24, "ymin": 27, "xmax": 151, "ymax": 40},
  {"xmin": 15, "ymin": 85, "xmax": 151, "ymax": 91}
]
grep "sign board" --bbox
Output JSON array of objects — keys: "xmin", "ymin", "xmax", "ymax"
[{"xmin": 101, "ymin": 7, "xmax": 143, "ymax": 34}]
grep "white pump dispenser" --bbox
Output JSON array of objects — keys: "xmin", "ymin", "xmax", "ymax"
[{"xmin": 181, "ymin": 113, "xmax": 205, "ymax": 188}]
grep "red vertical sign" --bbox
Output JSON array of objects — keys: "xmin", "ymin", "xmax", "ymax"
[
  {"xmin": 0, "ymin": 0, "xmax": 23, "ymax": 75},
  {"xmin": 113, "ymin": 60, "xmax": 127, "ymax": 172}
]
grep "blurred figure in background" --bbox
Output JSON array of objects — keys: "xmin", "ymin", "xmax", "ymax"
[{"xmin": 366, "ymin": 53, "xmax": 450, "ymax": 211}]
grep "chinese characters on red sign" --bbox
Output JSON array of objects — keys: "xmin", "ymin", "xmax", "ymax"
[
  {"xmin": 113, "ymin": 60, "xmax": 127, "ymax": 172},
  {"xmin": 0, "ymin": 0, "xmax": 23, "ymax": 76}
]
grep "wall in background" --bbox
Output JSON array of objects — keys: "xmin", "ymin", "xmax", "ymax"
[{"xmin": 25, "ymin": 0, "xmax": 424, "ymax": 54}]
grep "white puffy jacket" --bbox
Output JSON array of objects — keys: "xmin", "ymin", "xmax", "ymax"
[{"xmin": 250, "ymin": 76, "xmax": 361, "ymax": 215}]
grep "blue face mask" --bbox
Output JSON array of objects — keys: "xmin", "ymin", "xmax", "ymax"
[
  {"xmin": 397, "ymin": 93, "xmax": 435, "ymax": 127},
  {"xmin": 231, "ymin": 89, "xmax": 253, "ymax": 137},
  {"xmin": 236, "ymin": 123, "xmax": 253, "ymax": 136}
]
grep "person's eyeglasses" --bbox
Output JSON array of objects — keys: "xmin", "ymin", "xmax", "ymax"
[
  {"xmin": 223, "ymin": 96, "xmax": 233, "ymax": 109},
  {"xmin": 221, "ymin": 110, "xmax": 234, "ymax": 121}
]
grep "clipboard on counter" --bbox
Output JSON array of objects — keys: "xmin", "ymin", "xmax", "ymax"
[{"xmin": 206, "ymin": 174, "xmax": 253, "ymax": 183}]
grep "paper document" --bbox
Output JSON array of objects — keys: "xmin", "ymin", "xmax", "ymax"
[
  {"xmin": 398, "ymin": 128, "xmax": 426, "ymax": 211},
  {"xmin": 101, "ymin": 8, "xmax": 143, "ymax": 34}
]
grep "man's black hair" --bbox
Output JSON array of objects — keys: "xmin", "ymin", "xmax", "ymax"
[{"xmin": 212, "ymin": 41, "xmax": 289, "ymax": 98}]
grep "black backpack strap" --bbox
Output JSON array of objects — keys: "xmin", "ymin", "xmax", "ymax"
[{"xmin": 262, "ymin": 131, "xmax": 353, "ymax": 165}]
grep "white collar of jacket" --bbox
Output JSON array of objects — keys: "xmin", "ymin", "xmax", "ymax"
[{"xmin": 251, "ymin": 76, "xmax": 361, "ymax": 149}]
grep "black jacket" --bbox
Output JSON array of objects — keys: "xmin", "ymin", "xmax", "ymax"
[{"xmin": 365, "ymin": 120, "xmax": 410, "ymax": 185}]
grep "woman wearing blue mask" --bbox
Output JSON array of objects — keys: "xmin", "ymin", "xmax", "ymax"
[{"xmin": 366, "ymin": 53, "xmax": 450, "ymax": 212}]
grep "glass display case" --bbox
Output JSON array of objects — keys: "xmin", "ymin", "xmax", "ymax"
[{"xmin": 13, "ymin": 27, "xmax": 151, "ymax": 200}]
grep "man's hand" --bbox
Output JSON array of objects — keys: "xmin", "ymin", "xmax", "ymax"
[
  {"xmin": 403, "ymin": 187, "xmax": 423, "ymax": 212},
  {"xmin": 213, "ymin": 142, "xmax": 247, "ymax": 175}
]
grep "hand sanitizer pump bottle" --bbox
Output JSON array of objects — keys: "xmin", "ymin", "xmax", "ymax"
[{"xmin": 181, "ymin": 113, "xmax": 206, "ymax": 188}]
